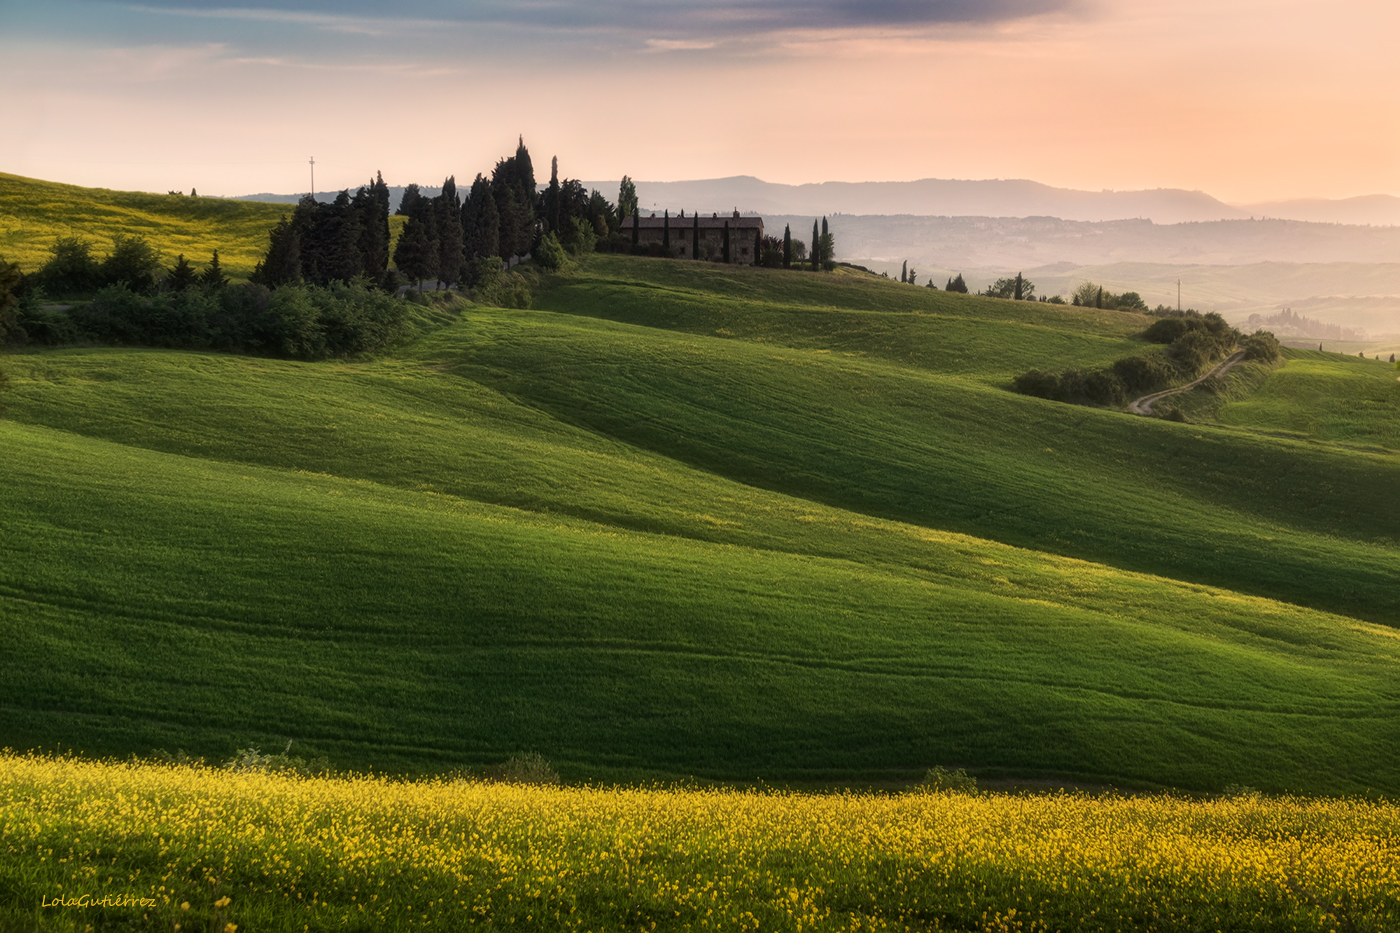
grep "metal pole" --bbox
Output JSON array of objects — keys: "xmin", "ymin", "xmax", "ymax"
[{"xmin": 309, "ymin": 156, "xmax": 315, "ymax": 201}]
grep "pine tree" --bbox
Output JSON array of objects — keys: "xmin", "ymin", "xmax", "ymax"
[
  {"xmin": 1014, "ymin": 272, "xmax": 1023, "ymax": 301},
  {"xmin": 250, "ymin": 215, "xmax": 301, "ymax": 288},
  {"xmin": 168, "ymin": 254, "xmax": 198, "ymax": 291},
  {"xmin": 783, "ymin": 225, "xmax": 791, "ymax": 269},
  {"xmin": 200, "ymin": 250, "xmax": 228, "ymax": 289},
  {"xmin": 819, "ymin": 216, "xmax": 833, "ymax": 270}
]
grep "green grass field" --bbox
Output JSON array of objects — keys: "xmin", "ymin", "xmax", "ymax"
[
  {"xmin": 0, "ymin": 172, "xmax": 294, "ymax": 281},
  {"xmin": 3, "ymin": 248, "xmax": 1399, "ymax": 796}
]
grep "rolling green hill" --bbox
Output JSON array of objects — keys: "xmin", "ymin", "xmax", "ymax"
[
  {"xmin": 0, "ymin": 172, "xmax": 290, "ymax": 280},
  {"xmin": 2, "ymin": 253, "xmax": 1398, "ymax": 795}
]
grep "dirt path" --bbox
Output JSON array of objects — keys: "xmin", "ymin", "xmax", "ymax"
[{"xmin": 1128, "ymin": 351, "xmax": 1247, "ymax": 415}]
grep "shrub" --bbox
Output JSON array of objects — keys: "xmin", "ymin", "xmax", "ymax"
[
  {"xmin": 536, "ymin": 231, "xmax": 568, "ymax": 272},
  {"xmin": 99, "ymin": 234, "xmax": 162, "ymax": 294},
  {"xmin": 915, "ymin": 765, "xmax": 978, "ymax": 794},
  {"xmin": 34, "ymin": 236, "xmax": 101, "ymax": 296},
  {"xmin": 1012, "ymin": 369, "xmax": 1062, "ymax": 400},
  {"xmin": 1111, "ymin": 353, "xmax": 1174, "ymax": 395},
  {"xmin": 496, "ymin": 751, "xmax": 559, "ymax": 785},
  {"xmin": 1241, "ymin": 330, "xmax": 1281, "ymax": 363},
  {"xmin": 478, "ymin": 271, "xmax": 532, "ymax": 309}
]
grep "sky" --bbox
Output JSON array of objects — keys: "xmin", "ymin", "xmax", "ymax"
[{"xmin": 1, "ymin": 0, "xmax": 1396, "ymax": 203}]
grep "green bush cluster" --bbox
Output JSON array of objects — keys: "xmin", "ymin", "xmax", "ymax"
[
  {"xmin": 1014, "ymin": 311, "xmax": 1246, "ymax": 407},
  {"xmin": 7, "ymin": 280, "xmax": 406, "ymax": 360}
]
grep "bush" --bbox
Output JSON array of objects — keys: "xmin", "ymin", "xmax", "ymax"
[
  {"xmin": 536, "ymin": 231, "xmax": 568, "ymax": 272},
  {"xmin": 1012, "ymin": 369, "xmax": 1062, "ymax": 400},
  {"xmin": 33, "ymin": 236, "xmax": 101, "ymax": 296},
  {"xmin": 1111, "ymin": 353, "xmax": 1174, "ymax": 395},
  {"xmin": 99, "ymin": 234, "xmax": 162, "ymax": 294},
  {"xmin": 1241, "ymin": 330, "xmax": 1281, "ymax": 363},
  {"xmin": 915, "ymin": 765, "xmax": 978, "ymax": 794},
  {"xmin": 478, "ymin": 271, "xmax": 532, "ymax": 309},
  {"xmin": 495, "ymin": 751, "xmax": 559, "ymax": 785}
]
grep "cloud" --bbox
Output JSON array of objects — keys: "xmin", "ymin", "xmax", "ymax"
[{"xmin": 116, "ymin": 0, "xmax": 1077, "ymax": 42}]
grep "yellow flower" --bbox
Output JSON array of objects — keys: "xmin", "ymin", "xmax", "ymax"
[
  {"xmin": 214, "ymin": 896, "xmax": 231, "ymax": 908},
  {"xmin": 180, "ymin": 902, "xmax": 190, "ymax": 911}
]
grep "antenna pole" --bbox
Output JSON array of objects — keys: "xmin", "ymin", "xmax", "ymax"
[
  {"xmin": 1177, "ymin": 279, "xmax": 1181, "ymax": 312},
  {"xmin": 309, "ymin": 156, "xmax": 316, "ymax": 201}
]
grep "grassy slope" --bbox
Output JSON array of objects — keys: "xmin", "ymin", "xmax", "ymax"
[
  {"xmin": 2, "ymin": 254, "xmax": 1399, "ymax": 793},
  {"xmin": 0, "ymin": 172, "xmax": 288, "ymax": 280}
]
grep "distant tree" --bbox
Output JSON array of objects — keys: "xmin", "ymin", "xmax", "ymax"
[
  {"xmin": 536, "ymin": 231, "xmax": 568, "ymax": 272},
  {"xmin": 818, "ymin": 217, "xmax": 834, "ymax": 271},
  {"xmin": 618, "ymin": 176, "xmax": 639, "ymax": 228},
  {"xmin": 588, "ymin": 189, "xmax": 614, "ymax": 237},
  {"xmin": 190, "ymin": 188, "xmax": 197, "ymax": 197},
  {"xmin": 167, "ymin": 254, "xmax": 199, "ymax": 291},
  {"xmin": 397, "ymin": 182, "xmax": 423, "ymax": 217},
  {"xmin": 1014, "ymin": 272, "xmax": 1023, "ymax": 300},
  {"xmin": 946, "ymin": 273, "xmax": 968, "ymax": 294},
  {"xmin": 462, "ymin": 174, "xmax": 500, "ymax": 267},
  {"xmin": 200, "ymin": 250, "xmax": 229, "ymax": 289},
  {"xmin": 1391, "ymin": 353, "xmax": 1395, "ymax": 363},
  {"xmin": 901, "ymin": 261, "xmax": 907, "ymax": 284},
  {"xmin": 783, "ymin": 225, "xmax": 791, "ymax": 269},
  {"xmin": 352, "ymin": 173, "xmax": 392, "ymax": 280},
  {"xmin": 908, "ymin": 267, "xmax": 918, "ymax": 287},
  {"xmin": 1117, "ymin": 291, "xmax": 1148, "ymax": 312},
  {"xmin": 789, "ymin": 239, "xmax": 807, "ymax": 262},
  {"xmin": 1071, "ymin": 281, "xmax": 1099, "ymax": 308},
  {"xmin": 35, "ymin": 236, "xmax": 100, "ymax": 295},
  {"xmin": 251, "ymin": 215, "xmax": 301, "ymax": 288},
  {"xmin": 811, "ymin": 219, "xmax": 819, "ymax": 272},
  {"xmin": 544, "ymin": 156, "xmax": 561, "ymax": 234},
  {"xmin": 100, "ymin": 234, "xmax": 161, "ymax": 293},
  {"xmin": 1096, "ymin": 286, "xmax": 1103, "ymax": 309},
  {"xmin": 663, "ymin": 210, "xmax": 670, "ymax": 251}
]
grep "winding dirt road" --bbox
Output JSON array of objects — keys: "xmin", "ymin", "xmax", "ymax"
[{"xmin": 1128, "ymin": 351, "xmax": 1247, "ymax": 415}]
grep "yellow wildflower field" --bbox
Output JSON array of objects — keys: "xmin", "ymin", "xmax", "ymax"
[{"xmin": 2, "ymin": 753, "xmax": 1396, "ymax": 932}]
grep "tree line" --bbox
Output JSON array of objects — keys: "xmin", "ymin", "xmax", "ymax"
[{"xmin": 1013, "ymin": 310, "xmax": 1281, "ymax": 409}]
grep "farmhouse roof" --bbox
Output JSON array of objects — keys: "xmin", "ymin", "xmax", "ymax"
[{"xmin": 625, "ymin": 212, "xmax": 763, "ymax": 230}]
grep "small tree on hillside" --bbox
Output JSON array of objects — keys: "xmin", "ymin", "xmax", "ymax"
[
  {"xmin": 167, "ymin": 254, "xmax": 198, "ymax": 291},
  {"xmin": 251, "ymin": 215, "xmax": 301, "ymax": 288},
  {"xmin": 818, "ymin": 217, "xmax": 834, "ymax": 271},
  {"xmin": 811, "ymin": 219, "xmax": 820, "ymax": 272},
  {"xmin": 901, "ymin": 261, "xmax": 908, "ymax": 284},
  {"xmin": 200, "ymin": 250, "xmax": 228, "ymax": 289},
  {"xmin": 783, "ymin": 225, "xmax": 791, "ymax": 269},
  {"xmin": 946, "ymin": 274, "xmax": 968, "ymax": 294}
]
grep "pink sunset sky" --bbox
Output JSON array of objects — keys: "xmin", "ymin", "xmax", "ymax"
[{"xmin": 1, "ymin": 0, "xmax": 1396, "ymax": 203}]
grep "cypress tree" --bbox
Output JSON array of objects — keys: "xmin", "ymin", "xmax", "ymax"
[
  {"xmin": 199, "ymin": 250, "xmax": 228, "ymax": 289},
  {"xmin": 397, "ymin": 183, "xmax": 423, "ymax": 217},
  {"xmin": 250, "ymin": 215, "xmax": 301, "ymax": 288},
  {"xmin": 167, "ymin": 254, "xmax": 198, "ymax": 291},
  {"xmin": 394, "ymin": 212, "xmax": 438, "ymax": 293},
  {"xmin": 435, "ymin": 175, "xmax": 465, "ymax": 287},
  {"xmin": 1096, "ymin": 286, "xmax": 1103, "ymax": 309},
  {"xmin": 723, "ymin": 220, "xmax": 731, "ymax": 264},
  {"xmin": 321, "ymin": 189, "xmax": 364, "ymax": 285},
  {"xmin": 617, "ymin": 177, "xmax": 639, "ymax": 228},
  {"xmin": 1014, "ymin": 272, "xmax": 1023, "ymax": 301},
  {"xmin": 663, "ymin": 209, "xmax": 670, "ymax": 252},
  {"xmin": 692, "ymin": 212, "xmax": 700, "ymax": 260},
  {"xmin": 901, "ymin": 260, "xmax": 908, "ymax": 284},
  {"xmin": 783, "ymin": 224, "xmax": 791, "ymax": 269},
  {"xmin": 545, "ymin": 156, "xmax": 561, "ymax": 234},
  {"xmin": 819, "ymin": 216, "xmax": 832, "ymax": 270},
  {"xmin": 946, "ymin": 277, "xmax": 953, "ymax": 290},
  {"xmin": 812, "ymin": 219, "xmax": 820, "ymax": 271}
]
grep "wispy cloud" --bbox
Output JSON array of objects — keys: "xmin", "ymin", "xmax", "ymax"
[{"xmin": 117, "ymin": 0, "xmax": 1079, "ymax": 43}]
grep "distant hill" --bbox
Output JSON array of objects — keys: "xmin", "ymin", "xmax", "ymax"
[
  {"xmin": 1237, "ymin": 194, "xmax": 1400, "ymax": 227},
  {"xmin": 235, "ymin": 186, "xmax": 441, "ymax": 215}
]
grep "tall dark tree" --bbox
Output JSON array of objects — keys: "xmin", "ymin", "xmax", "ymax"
[
  {"xmin": 200, "ymin": 250, "xmax": 228, "ymax": 289},
  {"xmin": 783, "ymin": 224, "xmax": 791, "ymax": 269},
  {"xmin": 692, "ymin": 212, "xmax": 700, "ymax": 260},
  {"xmin": 435, "ymin": 175, "xmax": 465, "ymax": 287},
  {"xmin": 167, "ymin": 254, "xmax": 198, "ymax": 291},
  {"xmin": 544, "ymin": 156, "xmax": 561, "ymax": 234},
  {"xmin": 394, "ymin": 211, "xmax": 438, "ymax": 292},
  {"xmin": 319, "ymin": 189, "xmax": 366, "ymax": 285},
  {"xmin": 1014, "ymin": 272, "xmax": 1023, "ymax": 300},
  {"xmin": 494, "ymin": 183, "xmax": 527, "ymax": 259},
  {"xmin": 251, "ymin": 216, "xmax": 301, "ymax": 288},
  {"xmin": 100, "ymin": 234, "xmax": 161, "ymax": 293},
  {"xmin": 462, "ymin": 174, "xmax": 500, "ymax": 264},
  {"xmin": 397, "ymin": 182, "xmax": 424, "ymax": 217},
  {"xmin": 723, "ymin": 220, "xmax": 731, "ymax": 264},
  {"xmin": 588, "ymin": 189, "xmax": 613, "ymax": 237},
  {"xmin": 1096, "ymin": 286, "xmax": 1103, "ymax": 309},
  {"xmin": 812, "ymin": 219, "xmax": 820, "ymax": 271},
  {"xmin": 901, "ymin": 260, "xmax": 908, "ymax": 284},
  {"xmin": 353, "ymin": 173, "xmax": 391, "ymax": 278},
  {"xmin": 663, "ymin": 210, "xmax": 670, "ymax": 251}
]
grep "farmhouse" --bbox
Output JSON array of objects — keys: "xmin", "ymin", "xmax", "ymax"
[{"xmin": 623, "ymin": 210, "xmax": 764, "ymax": 264}]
